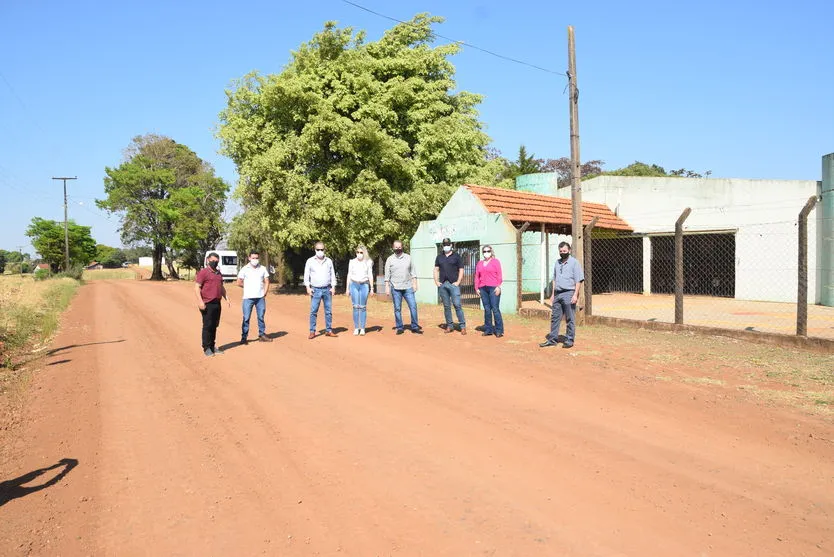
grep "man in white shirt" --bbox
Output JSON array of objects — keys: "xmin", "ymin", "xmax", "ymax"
[
  {"xmin": 303, "ymin": 241, "xmax": 338, "ymax": 339},
  {"xmin": 237, "ymin": 251, "xmax": 272, "ymax": 344}
]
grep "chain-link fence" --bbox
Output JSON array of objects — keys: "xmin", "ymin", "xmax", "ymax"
[{"xmin": 581, "ymin": 206, "xmax": 833, "ymax": 341}]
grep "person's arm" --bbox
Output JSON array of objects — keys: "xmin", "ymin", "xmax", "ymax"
[
  {"xmin": 383, "ymin": 257, "xmax": 390, "ymax": 295},
  {"xmin": 303, "ymin": 259, "xmax": 312, "ymax": 296},
  {"xmin": 410, "ymin": 257, "xmax": 418, "ymax": 292},
  {"xmin": 495, "ymin": 260, "xmax": 503, "ymax": 296},
  {"xmin": 345, "ymin": 260, "xmax": 353, "ymax": 296},
  {"xmin": 329, "ymin": 259, "xmax": 336, "ymax": 296},
  {"xmin": 474, "ymin": 262, "xmax": 481, "ymax": 295},
  {"xmin": 222, "ymin": 282, "xmax": 230, "ymax": 307},
  {"xmin": 572, "ymin": 262, "xmax": 585, "ymax": 305},
  {"xmin": 262, "ymin": 269, "xmax": 269, "ymax": 298},
  {"xmin": 455, "ymin": 263, "xmax": 464, "ymax": 287},
  {"xmin": 433, "ymin": 256, "xmax": 440, "ymax": 286},
  {"xmin": 368, "ymin": 261, "xmax": 375, "ymax": 295},
  {"xmin": 236, "ymin": 267, "xmax": 245, "ymax": 288},
  {"xmin": 194, "ymin": 272, "xmax": 206, "ymax": 310}
]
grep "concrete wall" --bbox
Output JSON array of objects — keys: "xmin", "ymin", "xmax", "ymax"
[
  {"xmin": 410, "ymin": 187, "xmax": 520, "ymax": 313},
  {"xmin": 554, "ymin": 176, "xmax": 822, "ymax": 304}
]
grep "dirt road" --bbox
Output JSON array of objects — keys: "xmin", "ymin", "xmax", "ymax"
[{"xmin": 2, "ymin": 280, "xmax": 833, "ymax": 556}]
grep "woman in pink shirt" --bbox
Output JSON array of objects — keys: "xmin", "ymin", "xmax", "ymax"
[{"xmin": 474, "ymin": 244, "xmax": 504, "ymax": 337}]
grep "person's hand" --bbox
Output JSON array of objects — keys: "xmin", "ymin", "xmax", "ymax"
[
  {"xmin": 306, "ymin": 288, "xmax": 312, "ymax": 296},
  {"xmin": 571, "ymin": 295, "xmax": 578, "ymax": 305},
  {"xmin": 198, "ymin": 302, "xmax": 206, "ymax": 311},
  {"xmin": 330, "ymin": 287, "xmax": 336, "ymax": 296},
  {"xmin": 475, "ymin": 289, "xmax": 480, "ymax": 296},
  {"xmin": 226, "ymin": 298, "xmax": 231, "ymax": 308},
  {"xmin": 550, "ymin": 295, "xmax": 555, "ymax": 305},
  {"xmin": 495, "ymin": 287, "xmax": 501, "ymax": 296},
  {"xmin": 369, "ymin": 290, "xmax": 375, "ymax": 297}
]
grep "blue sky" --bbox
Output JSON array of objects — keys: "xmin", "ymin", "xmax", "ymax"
[{"xmin": 1, "ymin": 0, "xmax": 832, "ymax": 253}]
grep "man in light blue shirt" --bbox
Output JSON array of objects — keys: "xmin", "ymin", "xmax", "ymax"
[
  {"xmin": 540, "ymin": 242, "xmax": 584, "ymax": 349},
  {"xmin": 303, "ymin": 241, "xmax": 337, "ymax": 339}
]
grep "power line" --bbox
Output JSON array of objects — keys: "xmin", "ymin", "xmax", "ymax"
[{"xmin": 339, "ymin": 0, "xmax": 566, "ymax": 77}]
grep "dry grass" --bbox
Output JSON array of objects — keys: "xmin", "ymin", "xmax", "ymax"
[
  {"xmin": 0, "ymin": 275, "xmax": 79, "ymax": 369},
  {"xmin": 82, "ymin": 268, "xmax": 137, "ymax": 281}
]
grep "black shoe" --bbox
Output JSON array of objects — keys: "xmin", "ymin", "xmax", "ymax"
[
  {"xmin": 410, "ymin": 328, "xmax": 423, "ymax": 334},
  {"xmin": 495, "ymin": 333, "xmax": 504, "ymax": 338},
  {"xmin": 240, "ymin": 337, "xmax": 248, "ymax": 345},
  {"xmin": 562, "ymin": 342, "xmax": 574, "ymax": 349},
  {"xmin": 258, "ymin": 334, "xmax": 273, "ymax": 342},
  {"xmin": 396, "ymin": 329, "xmax": 404, "ymax": 335},
  {"xmin": 439, "ymin": 323, "xmax": 448, "ymax": 330},
  {"xmin": 481, "ymin": 331, "xmax": 493, "ymax": 336},
  {"xmin": 539, "ymin": 340, "xmax": 558, "ymax": 348}
]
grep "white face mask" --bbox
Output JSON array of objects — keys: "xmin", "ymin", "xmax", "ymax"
[
  {"xmin": 356, "ymin": 253, "xmax": 364, "ymax": 260},
  {"xmin": 482, "ymin": 251, "xmax": 492, "ymax": 259},
  {"xmin": 315, "ymin": 249, "xmax": 325, "ymax": 259},
  {"xmin": 442, "ymin": 245, "xmax": 452, "ymax": 253},
  {"xmin": 250, "ymin": 258, "xmax": 259, "ymax": 267}
]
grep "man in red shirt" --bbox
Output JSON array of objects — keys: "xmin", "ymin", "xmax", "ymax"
[{"xmin": 194, "ymin": 252, "xmax": 229, "ymax": 356}]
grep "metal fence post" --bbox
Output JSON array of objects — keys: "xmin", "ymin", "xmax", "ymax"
[
  {"xmin": 674, "ymin": 208, "xmax": 692, "ymax": 325},
  {"xmin": 797, "ymin": 196, "xmax": 818, "ymax": 336},
  {"xmin": 583, "ymin": 216, "xmax": 598, "ymax": 318},
  {"xmin": 516, "ymin": 222, "xmax": 531, "ymax": 312}
]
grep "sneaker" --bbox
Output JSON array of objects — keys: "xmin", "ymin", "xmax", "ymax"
[
  {"xmin": 240, "ymin": 336, "xmax": 248, "ymax": 345},
  {"xmin": 481, "ymin": 331, "xmax": 493, "ymax": 336},
  {"xmin": 562, "ymin": 342, "xmax": 574, "ymax": 349},
  {"xmin": 353, "ymin": 328, "xmax": 359, "ymax": 336},
  {"xmin": 213, "ymin": 347, "xmax": 224, "ymax": 356},
  {"xmin": 396, "ymin": 329, "xmax": 404, "ymax": 335},
  {"xmin": 308, "ymin": 331, "xmax": 316, "ymax": 339},
  {"xmin": 539, "ymin": 340, "xmax": 558, "ymax": 348},
  {"xmin": 258, "ymin": 334, "xmax": 273, "ymax": 342},
  {"xmin": 410, "ymin": 328, "xmax": 423, "ymax": 334},
  {"xmin": 203, "ymin": 348, "xmax": 214, "ymax": 357},
  {"xmin": 359, "ymin": 329, "xmax": 366, "ymax": 336},
  {"xmin": 460, "ymin": 327, "xmax": 467, "ymax": 336}
]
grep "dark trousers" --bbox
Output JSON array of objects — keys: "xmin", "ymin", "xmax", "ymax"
[{"xmin": 200, "ymin": 299, "xmax": 221, "ymax": 350}]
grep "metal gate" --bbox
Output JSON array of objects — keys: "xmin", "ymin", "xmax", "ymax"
[{"xmin": 436, "ymin": 241, "xmax": 481, "ymax": 308}]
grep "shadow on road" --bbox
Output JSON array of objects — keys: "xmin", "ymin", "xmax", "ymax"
[
  {"xmin": 0, "ymin": 458, "xmax": 79, "ymax": 507},
  {"xmin": 218, "ymin": 331, "xmax": 288, "ymax": 352},
  {"xmin": 47, "ymin": 359, "xmax": 71, "ymax": 366},
  {"xmin": 48, "ymin": 339, "xmax": 126, "ymax": 356}
]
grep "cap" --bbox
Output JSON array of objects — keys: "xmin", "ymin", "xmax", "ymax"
[{"xmin": 441, "ymin": 237, "xmax": 452, "ymax": 246}]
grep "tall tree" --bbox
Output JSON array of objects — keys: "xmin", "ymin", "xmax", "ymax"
[
  {"xmin": 218, "ymin": 14, "xmax": 495, "ymax": 257},
  {"xmin": 25, "ymin": 218, "xmax": 97, "ymax": 272},
  {"xmin": 98, "ymin": 135, "xmax": 229, "ymax": 280},
  {"xmin": 602, "ymin": 161, "xmax": 710, "ymax": 179},
  {"xmin": 539, "ymin": 157, "xmax": 605, "ymax": 187}
]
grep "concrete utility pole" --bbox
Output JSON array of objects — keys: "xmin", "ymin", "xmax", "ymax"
[
  {"xmin": 52, "ymin": 176, "xmax": 77, "ymax": 271},
  {"xmin": 15, "ymin": 245, "xmax": 24, "ymax": 275},
  {"xmin": 567, "ymin": 26, "xmax": 584, "ymax": 274}
]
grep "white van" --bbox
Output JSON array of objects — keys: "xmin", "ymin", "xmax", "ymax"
[{"xmin": 204, "ymin": 250, "xmax": 239, "ymax": 281}]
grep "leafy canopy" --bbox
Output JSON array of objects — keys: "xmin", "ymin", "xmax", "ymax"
[
  {"xmin": 25, "ymin": 218, "xmax": 97, "ymax": 271},
  {"xmin": 98, "ymin": 135, "xmax": 229, "ymax": 278},
  {"xmin": 218, "ymin": 14, "xmax": 495, "ymax": 256}
]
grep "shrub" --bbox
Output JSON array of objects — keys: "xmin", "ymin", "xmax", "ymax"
[
  {"xmin": 55, "ymin": 264, "xmax": 84, "ymax": 281},
  {"xmin": 33, "ymin": 268, "xmax": 50, "ymax": 281}
]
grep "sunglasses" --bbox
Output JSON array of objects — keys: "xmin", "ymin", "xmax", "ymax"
[
  {"xmin": 482, "ymin": 250, "xmax": 492, "ymax": 254},
  {"xmin": 315, "ymin": 249, "xmax": 324, "ymax": 252}
]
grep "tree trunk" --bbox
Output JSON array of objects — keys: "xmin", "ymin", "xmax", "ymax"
[
  {"xmin": 151, "ymin": 243, "xmax": 164, "ymax": 281},
  {"xmin": 165, "ymin": 248, "xmax": 179, "ymax": 280}
]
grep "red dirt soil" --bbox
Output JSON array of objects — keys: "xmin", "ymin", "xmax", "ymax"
[{"xmin": 1, "ymin": 280, "xmax": 832, "ymax": 556}]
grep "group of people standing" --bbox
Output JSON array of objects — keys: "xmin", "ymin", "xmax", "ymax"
[{"xmin": 194, "ymin": 238, "xmax": 584, "ymax": 355}]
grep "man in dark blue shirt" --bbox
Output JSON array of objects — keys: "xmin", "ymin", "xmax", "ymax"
[{"xmin": 433, "ymin": 237, "xmax": 467, "ymax": 335}]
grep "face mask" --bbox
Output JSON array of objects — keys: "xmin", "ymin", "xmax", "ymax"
[
  {"xmin": 250, "ymin": 258, "xmax": 259, "ymax": 267},
  {"xmin": 356, "ymin": 253, "xmax": 364, "ymax": 260},
  {"xmin": 208, "ymin": 260, "xmax": 218, "ymax": 269},
  {"xmin": 394, "ymin": 248, "xmax": 403, "ymax": 255},
  {"xmin": 315, "ymin": 250, "xmax": 325, "ymax": 259},
  {"xmin": 560, "ymin": 252, "xmax": 570, "ymax": 261},
  {"xmin": 442, "ymin": 245, "xmax": 452, "ymax": 253},
  {"xmin": 482, "ymin": 251, "xmax": 492, "ymax": 258}
]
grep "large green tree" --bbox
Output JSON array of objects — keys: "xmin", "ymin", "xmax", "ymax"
[
  {"xmin": 218, "ymin": 14, "xmax": 497, "ymax": 257},
  {"xmin": 25, "ymin": 218, "xmax": 97, "ymax": 272},
  {"xmin": 98, "ymin": 135, "xmax": 229, "ymax": 280}
]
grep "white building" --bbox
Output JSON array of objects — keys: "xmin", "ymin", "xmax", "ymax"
[{"xmin": 518, "ymin": 157, "xmax": 833, "ymax": 305}]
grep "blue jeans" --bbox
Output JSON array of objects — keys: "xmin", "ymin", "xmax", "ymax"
[
  {"xmin": 547, "ymin": 290, "xmax": 576, "ymax": 343},
  {"xmin": 438, "ymin": 281, "xmax": 466, "ymax": 328},
  {"xmin": 309, "ymin": 286, "xmax": 333, "ymax": 332},
  {"xmin": 479, "ymin": 286, "xmax": 504, "ymax": 334},
  {"xmin": 241, "ymin": 296, "xmax": 266, "ymax": 337},
  {"xmin": 391, "ymin": 287, "xmax": 419, "ymax": 331},
  {"xmin": 350, "ymin": 282, "xmax": 370, "ymax": 329}
]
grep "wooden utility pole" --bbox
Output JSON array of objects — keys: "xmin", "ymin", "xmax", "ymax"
[
  {"xmin": 52, "ymin": 176, "xmax": 77, "ymax": 271},
  {"xmin": 567, "ymin": 26, "xmax": 584, "ymax": 322}
]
